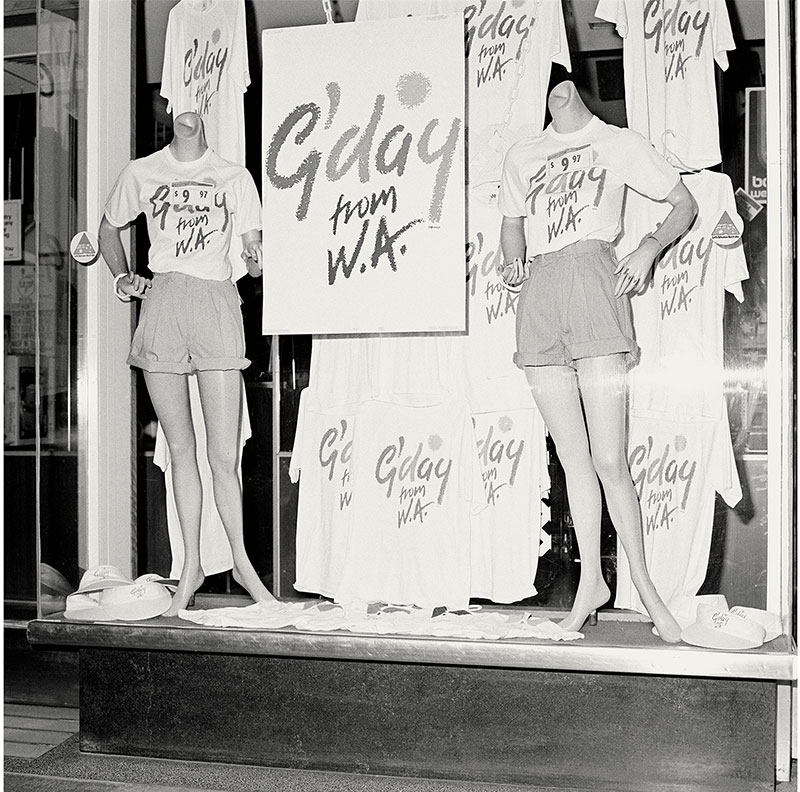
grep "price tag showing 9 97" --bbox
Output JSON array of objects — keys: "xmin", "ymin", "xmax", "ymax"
[
  {"xmin": 171, "ymin": 182, "xmax": 214, "ymax": 208},
  {"xmin": 546, "ymin": 144, "xmax": 593, "ymax": 176}
]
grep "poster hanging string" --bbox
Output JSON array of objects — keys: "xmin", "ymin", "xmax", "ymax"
[{"xmin": 497, "ymin": 0, "xmax": 542, "ymax": 139}]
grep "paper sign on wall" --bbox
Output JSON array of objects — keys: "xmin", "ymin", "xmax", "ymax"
[
  {"xmin": 261, "ymin": 15, "xmax": 466, "ymax": 335},
  {"xmin": 4, "ymin": 200, "xmax": 21, "ymax": 261}
]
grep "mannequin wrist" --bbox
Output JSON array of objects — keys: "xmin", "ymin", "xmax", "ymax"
[
  {"xmin": 113, "ymin": 271, "xmax": 133, "ymax": 302},
  {"xmin": 640, "ymin": 233, "xmax": 663, "ymax": 251}
]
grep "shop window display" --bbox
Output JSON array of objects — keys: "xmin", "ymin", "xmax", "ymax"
[{"xmin": 2, "ymin": 0, "xmax": 791, "ymax": 650}]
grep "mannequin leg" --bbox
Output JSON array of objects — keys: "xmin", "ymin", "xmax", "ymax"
[
  {"xmin": 576, "ymin": 355, "xmax": 682, "ymax": 643},
  {"xmin": 196, "ymin": 369, "xmax": 275, "ymax": 603},
  {"xmin": 143, "ymin": 371, "xmax": 205, "ymax": 616},
  {"xmin": 524, "ymin": 365, "xmax": 611, "ymax": 631}
]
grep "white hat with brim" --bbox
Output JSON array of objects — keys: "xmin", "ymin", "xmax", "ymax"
[
  {"xmin": 134, "ymin": 573, "xmax": 179, "ymax": 592},
  {"xmin": 729, "ymin": 606, "xmax": 783, "ymax": 643},
  {"xmin": 651, "ymin": 594, "xmax": 730, "ymax": 638},
  {"xmin": 681, "ymin": 604, "xmax": 766, "ymax": 650},
  {"xmin": 64, "ymin": 592, "xmax": 119, "ymax": 622},
  {"xmin": 101, "ymin": 581, "xmax": 172, "ymax": 621},
  {"xmin": 75, "ymin": 565, "xmax": 134, "ymax": 594}
]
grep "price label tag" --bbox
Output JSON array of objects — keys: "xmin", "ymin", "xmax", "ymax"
[
  {"xmin": 171, "ymin": 182, "xmax": 214, "ymax": 208},
  {"xmin": 546, "ymin": 144, "xmax": 593, "ymax": 176}
]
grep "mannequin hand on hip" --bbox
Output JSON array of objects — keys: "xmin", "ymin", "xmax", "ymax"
[
  {"xmin": 614, "ymin": 245, "xmax": 657, "ymax": 297},
  {"xmin": 242, "ymin": 237, "xmax": 263, "ymax": 277}
]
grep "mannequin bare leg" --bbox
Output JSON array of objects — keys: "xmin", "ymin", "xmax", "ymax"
[
  {"xmin": 525, "ymin": 364, "xmax": 611, "ymax": 630},
  {"xmin": 525, "ymin": 355, "xmax": 682, "ymax": 642},
  {"xmin": 577, "ymin": 355, "xmax": 681, "ymax": 642},
  {"xmin": 197, "ymin": 369, "xmax": 275, "ymax": 604},
  {"xmin": 144, "ymin": 371, "xmax": 206, "ymax": 617}
]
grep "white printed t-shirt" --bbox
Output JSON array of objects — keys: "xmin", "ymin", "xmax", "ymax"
[
  {"xmin": 334, "ymin": 399, "xmax": 487, "ymax": 610},
  {"xmin": 470, "ymin": 408, "xmax": 549, "ymax": 603},
  {"xmin": 290, "ymin": 390, "xmax": 356, "ymax": 599},
  {"xmin": 615, "ymin": 412, "xmax": 741, "ymax": 613},
  {"xmin": 595, "ymin": 0, "xmax": 735, "ymax": 170},
  {"xmin": 161, "ymin": 0, "xmax": 250, "ymax": 166},
  {"xmin": 619, "ymin": 170, "xmax": 748, "ymax": 420},
  {"xmin": 499, "ymin": 115, "xmax": 679, "ymax": 255},
  {"xmin": 357, "ymin": 0, "xmax": 570, "ymax": 187},
  {"xmin": 104, "ymin": 146, "xmax": 261, "ymax": 281}
]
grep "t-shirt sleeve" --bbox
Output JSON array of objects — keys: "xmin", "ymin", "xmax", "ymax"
[
  {"xmin": 614, "ymin": 129, "xmax": 680, "ymax": 201},
  {"xmin": 721, "ymin": 181, "xmax": 749, "ymax": 301},
  {"xmin": 230, "ymin": 0, "xmax": 250, "ymax": 93},
  {"xmin": 550, "ymin": 0, "xmax": 572, "ymax": 70},
  {"xmin": 594, "ymin": 0, "xmax": 627, "ymax": 38},
  {"xmin": 712, "ymin": 0, "xmax": 736, "ymax": 70},
  {"xmin": 103, "ymin": 161, "xmax": 143, "ymax": 228},
  {"xmin": 498, "ymin": 143, "xmax": 529, "ymax": 217},
  {"xmin": 232, "ymin": 168, "xmax": 262, "ymax": 236},
  {"xmin": 160, "ymin": 8, "xmax": 176, "ymax": 111}
]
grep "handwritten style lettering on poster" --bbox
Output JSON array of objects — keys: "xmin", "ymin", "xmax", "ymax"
[
  {"xmin": 642, "ymin": 0, "xmax": 711, "ymax": 83},
  {"xmin": 261, "ymin": 15, "xmax": 466, "ymax": 335}
]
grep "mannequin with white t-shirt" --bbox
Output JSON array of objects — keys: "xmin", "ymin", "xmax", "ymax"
[
  {"xmin": 99, "ymin": 112, "xmax": 274, "ymax": 615},
  {"xmin": 498, "ymin": 81, "xmax": 697, "ymax": 642}
]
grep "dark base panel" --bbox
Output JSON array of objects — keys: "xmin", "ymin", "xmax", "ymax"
[{"xmin": 79, "ymin": 648, "xmax": 777, "ymax": 791}]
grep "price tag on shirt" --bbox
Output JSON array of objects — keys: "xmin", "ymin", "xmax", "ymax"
[
  {"xmin": 171, "ymin": 181, "xmax": 214, "ymax": 208},
  {"xmin": 546, "ymin": 144, "xmax": 594, "ymax": 176}
]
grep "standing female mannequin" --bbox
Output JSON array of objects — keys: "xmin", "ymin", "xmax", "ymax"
[
  {"xmin": 499, "ymin": 81, "xmax": 697, "ymax": 642},
  {"xmin": 98, "ymin": 111, "xmax": 274, "ymax": 616}
]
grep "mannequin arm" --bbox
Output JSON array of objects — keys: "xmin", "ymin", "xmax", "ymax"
[
  {"xmin": 241, "ymin": 228, "xmax": 263, "ymax": 277},
  {"xmin": 98, "ymin": 215, "xmax": 151, "ymax": 300},
  {"xmin": 614, "ymin": 180, "xmax": 697, "ymax": 296},
  {"xmin": 498, "ymin": 216, "xmax": 530, "ymax": 287}
]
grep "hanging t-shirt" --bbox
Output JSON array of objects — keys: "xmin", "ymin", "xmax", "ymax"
[
  {"xmin": 104, "ymin": 146, "xmax": 261, "ymax": 281},
  {"xmin": 290, "ymin": 391, "xmax": 356, "ymax": 599},
  {"xmin": 334, "ymin": 398, "xmax": 487, "ymax": 610},
  {"xmin": 161, "ymin": 0, "xmax": 249, "ymax": 166},
  {"xmin": 595, "ymin": 0, "xmax": 735, "ymax": 170},
  {"xmin": 469, "ymin": 408, "xmax": 549, "ymax": 603},
  {"xmin": 615, "ymin": 412, "xmax": 741, "ymax": 614},
  {"xmin": 618, "ymin": 170, "xmax": 749, "ymax": 420},
  {"xmin": 499, "ymin": 115, "xmax": 680, "ymax": 255},
  {"xmin": 357, "ymin": 0, "xmax": 570, "ymax": 188}
]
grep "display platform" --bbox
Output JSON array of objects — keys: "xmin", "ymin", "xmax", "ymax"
[{"xmin": 28, "ymin": 596, "xmax": 796, "ymax": 791}]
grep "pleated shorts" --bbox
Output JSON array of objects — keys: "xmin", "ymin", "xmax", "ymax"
[
  {"xmin": 128, "ymin": 270, "xmax": 249, "ymax": 374},
  {"xmin": 513, "ymin": 239, "xmax": 640, "ymax": 369}
]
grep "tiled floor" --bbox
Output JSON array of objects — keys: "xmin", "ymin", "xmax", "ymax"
[{"xmin": 4, "ymin": 704, "xmax": 79, "ymax": 760}]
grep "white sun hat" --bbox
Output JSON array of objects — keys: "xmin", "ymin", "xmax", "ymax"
[
  {"xmin": 681, "ymin": 604, "xmax": 766, "ymax": 650},
  {"xmin": 101, "ymin": 581, "xmax": 173, "ymax": 621},
  {"xmin": 64, "ymin": 592, "xmax": 118, "ymax": 622},
  {"xmin": 729, "ymin": 606, "xmax": 783, "ymax": 643},
  {"xmin": 75, "ymin": 565, "xmax": 133, "ymax": 594},
  {"xmin": 134, "ymin": 573, "xmax": 179, "ymax": 592}
]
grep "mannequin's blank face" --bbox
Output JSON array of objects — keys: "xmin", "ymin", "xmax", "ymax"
[
  {"xmin": 173, "ymin": 112, "xmax": 204, "ymax": 139},
  {"xmin": 547, "ymin": 80, "xmax": 576, "ymax": 115}
]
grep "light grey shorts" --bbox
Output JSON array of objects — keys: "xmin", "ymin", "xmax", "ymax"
[
  {"xmin": 128, "ymin": 271, "xmax": 250, "ymax": 374},
  {"xmin": 514, "ymin": 239, "xmax": 639, "ymax": 369}
]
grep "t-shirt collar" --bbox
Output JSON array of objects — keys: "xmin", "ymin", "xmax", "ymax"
[
  {"xmin": 546, "ymin": 115, "xmax": 601, "ymax": 142},
  {"xmin": 163, "ymin": 144, "xmax": 212, "ymax": 168}
]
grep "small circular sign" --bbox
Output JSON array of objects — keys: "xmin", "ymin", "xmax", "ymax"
[{"xmin": 70, "ymin": 230, "xmax": 100, "ymax": 265}]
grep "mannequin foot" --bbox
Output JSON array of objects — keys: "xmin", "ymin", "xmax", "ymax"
[
  {"xmin": 646, "ymin": 600, "xmax": 682, "ymax": 643},
  {"xmin": 164, "ymin": 567, "xmax": 205, "ymax": 617},
  {"xmin": 232, "ymin": 564, "xmax": 276, "ymax": 604},
  {"xmin": 558, "ymin": 579, "xmax": 611, "ymax": 633}
]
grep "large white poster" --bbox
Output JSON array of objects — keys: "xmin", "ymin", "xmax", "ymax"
[{"xmin": 261, "ymin": 15, "xmax": 466, "ymax": 335}]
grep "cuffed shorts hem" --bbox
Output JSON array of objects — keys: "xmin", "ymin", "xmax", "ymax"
[
  {"xmin": 514, "ymin": 338, "xmax": 640, "ymax": 369},
  {"xmin": 127, "ymin": 354, "xmax": 250, "ymax": 374}
]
